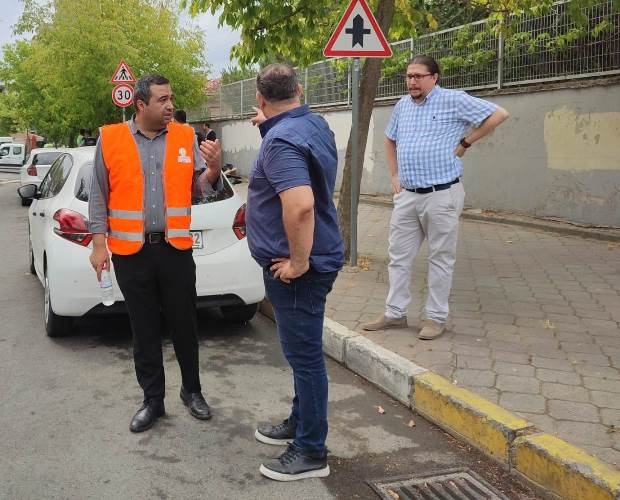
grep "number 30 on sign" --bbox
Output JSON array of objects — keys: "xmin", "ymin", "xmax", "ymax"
[{"xmin": 112, "ymin": 83, "xmax": 134, "ymax": 108}]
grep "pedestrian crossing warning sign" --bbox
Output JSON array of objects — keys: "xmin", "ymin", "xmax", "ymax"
[
  {"xmin": 323, "ymin": 0, "xmax": 392, "ymax": 58},
  {"xmin": 110, "ymin": 60, "xmax": 136, "ymax": 84}
]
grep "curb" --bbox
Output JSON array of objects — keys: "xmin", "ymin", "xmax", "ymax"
[
  {"xmin": 461, "ymin": 212, "xmax": 620, "ymax": 243},
  {"xmin": 355, "ymin": 195, "xmax": 620, "ymax": 243},
  {"xmin": 320, "ymin": 314, "xmax": 620, "ymax": 500},
  {"xmin": 323, "ymin": 318, "xmax": 427, "ymax": 406},
  {"xmin": 413, "ymin": 371, "xmax": 534, "ymax": 463}
]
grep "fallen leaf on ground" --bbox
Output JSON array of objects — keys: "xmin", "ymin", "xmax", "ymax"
[
  {"xmin": 358, "ymin": 256, "xmax": 370, "ymax": 271},
  {"xmin": 505, "ymin": 239, "xmax": 513, "ymax": 243},
  {"xmin": 543, "ymin": 319, "xmax": 555, "ymax": 330},
  {"xmin": 408, "ymin": 419, "xmax": 416, "ymax": 428},
  {"xmin": 375, "ymin": 405, "xmax": 385, "ymax": 414},
  {"xmin": 387, "ymin": 489, "xmax": 400, "ymax": 499},
  {"xmin": 607, "ymin": 425, "xmax": 618, "ymax": 434}
]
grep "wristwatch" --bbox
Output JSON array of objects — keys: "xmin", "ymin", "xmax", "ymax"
[{"xmin": 460, "ymin": 137, "xmax": 472, "ymax": 149}]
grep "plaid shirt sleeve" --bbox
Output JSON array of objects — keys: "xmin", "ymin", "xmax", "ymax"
[
  {"xmin": 385, "ymin": 99, "xmax": 401, "ymax": 140},
  {"xmin": 456, "ymin": 91, "xmax": 498, "ymax": 127}
]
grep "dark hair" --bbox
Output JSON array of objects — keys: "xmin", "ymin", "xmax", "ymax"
[
  {"xmin": 79, "ymin": 128, "xmax": 86, "ymax": 134},
  {"xmin": 256, "ymin": 63, "xmax": 298, "ymax": 102},
  {"xmin": 204, "ymin": 122, "xmax": 210, "ymax": 128},
  {"xmin": 134, "ymin": 74, "xmax": 170, "ymax": 106},
  {"xmin": 173, "ymin": 109, "xmax": 187, "ymax": 123},
  {"xmin": 408, "ymin": 55, "xmax": 441, "ymax": 76}
]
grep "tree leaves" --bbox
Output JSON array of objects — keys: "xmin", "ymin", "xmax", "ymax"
[{"xmin": 0, "ymin": 0, "xmax": 207, "ymax": 142}]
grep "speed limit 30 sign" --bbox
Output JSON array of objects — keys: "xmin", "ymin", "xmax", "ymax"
[{"xmin": 112, "ymin": 83, "xmax": 134, "ymax": 108}]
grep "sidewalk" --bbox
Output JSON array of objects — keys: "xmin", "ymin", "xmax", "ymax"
[{"xmin": 326, "ymin": 200, "xmax": 620, "ymax": 470}]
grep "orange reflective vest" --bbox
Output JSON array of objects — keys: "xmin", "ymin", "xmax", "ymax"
[{"xmin": 100, "ymin": 121, "xmax": 195, "ymax": 255}]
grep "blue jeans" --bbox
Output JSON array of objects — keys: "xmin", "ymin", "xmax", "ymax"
[{"xmin": 263, "ymin": 267, "xmax": 338, "ymax": 456}]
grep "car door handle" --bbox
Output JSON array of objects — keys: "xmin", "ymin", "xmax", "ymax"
[
  {"xmin": 32, "ymin": 212, "xmax": 37, "ymax": 216},
  {"xmin": 39, "ymin": 212, "xmax": 45, "ymax": 217}
]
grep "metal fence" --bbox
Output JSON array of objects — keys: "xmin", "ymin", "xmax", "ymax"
[{"xmin": 206, "ymin": 0, "xmax": 620, "ymax": 120}]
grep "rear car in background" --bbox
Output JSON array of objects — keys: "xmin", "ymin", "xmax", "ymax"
[
  {"xmin": 18, "ymin": 147, "xmax": 265, "ymax": 337},
  {"xmin": 19, "ymin": 148, "xmax": 70, "ymax": 205},
  {"xmin": 0, "ymin": 142, "xmax": 27, "ymax": 172}
]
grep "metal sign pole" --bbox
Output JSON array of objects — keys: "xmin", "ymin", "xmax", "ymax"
[
  {"xmin": 350, "ymin": 57, "xmax": 360, "ymax": 267},
  {"xmin": 122, "ymin": 107, "xmax": 126, "ymax": 122}
]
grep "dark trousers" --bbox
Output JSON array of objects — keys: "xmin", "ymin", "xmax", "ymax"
[
  {"xmin": 112, "ymin": 242, "xmax": 201, "ymax": 403},
  {"xmin": 263, "ymin": 267, "xmax": 338, "ymax": 455}
]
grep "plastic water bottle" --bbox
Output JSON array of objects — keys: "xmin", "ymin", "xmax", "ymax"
[{"xmin": 100, "ymin": 269, "xmax": 115, "ymax": 306}]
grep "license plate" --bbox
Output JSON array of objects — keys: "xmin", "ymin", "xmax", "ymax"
[{"xmin": 191, "ymin": 231, "xmax": 203, "ymax": 249}]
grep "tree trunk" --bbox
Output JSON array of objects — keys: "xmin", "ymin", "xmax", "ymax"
[{"xmin": 336, "ymin": 0, "xmax": 396, "ymax": 264}]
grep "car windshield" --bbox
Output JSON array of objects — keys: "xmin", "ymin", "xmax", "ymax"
[
  {"xmin": 75, "ymin": 162, "xmax": 235, "ymax": 204},
  {"xmin": 33, "ymin": 152, "xmax": 63, "ymax": 165},
  {"xmin": 192, "ymin": 175, "xmax": 234, "ymax": 205}
]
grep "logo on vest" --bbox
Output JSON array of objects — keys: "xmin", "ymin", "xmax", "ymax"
[{"xmin": 177, "ymin": 147, "xmax": 191, "ymax": 164}]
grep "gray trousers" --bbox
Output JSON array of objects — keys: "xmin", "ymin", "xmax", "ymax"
[{"xmin": 385, "ymin": 181, "xmax": 465, "ymax": 323}]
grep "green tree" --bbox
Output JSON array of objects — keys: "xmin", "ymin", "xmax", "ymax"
[
  {"xmin": 182, "ymin": 0, "xmax": 612, "ymax": 261},
  {"xmin": 0, "ymin": 0, "xmax": 207, "ymax": 144},
  {"xmin": 220, "ymin": 64, "xmax": 258, "ymax": 85}
]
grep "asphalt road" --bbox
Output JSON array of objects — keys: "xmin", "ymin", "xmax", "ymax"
[{"xmin": 0, "ymin": 178, "xmax": 539, "ymax": 499}]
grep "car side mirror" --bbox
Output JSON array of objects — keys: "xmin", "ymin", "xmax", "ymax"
[{"xmin": 17, "ymin": 184, "xmax": 39, "ymax": 200}]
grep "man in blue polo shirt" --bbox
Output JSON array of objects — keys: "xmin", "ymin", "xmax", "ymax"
[
  {"xmin": 363, "ymin": 55, "xmax": 509, "ymax": 340},
  {"xmin": 246, "ymin": 63, "xmax": 344, "ymax": 481}
]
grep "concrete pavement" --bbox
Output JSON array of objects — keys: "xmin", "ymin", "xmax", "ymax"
[{"xmin": 326, "ymin": 198, "xmax": 620, "ymax": 473}]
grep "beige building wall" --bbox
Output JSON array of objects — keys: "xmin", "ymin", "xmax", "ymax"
[{"xmin": 215, "ymin": 80, "xmax": 620, "ymax": 227}]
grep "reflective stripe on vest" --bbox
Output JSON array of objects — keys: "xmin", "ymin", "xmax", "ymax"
[
  {"xmin": 108, "ymin": 230, "xmax": 143, "ymax": 241},
  {"xmin": 100, "ymin": 122, "xmax": 195, "ymax": 255}
]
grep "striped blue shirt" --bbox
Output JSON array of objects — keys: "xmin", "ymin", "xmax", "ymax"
[{"xmin": 385, "ymin": 85, "xmax": 497, "ymax": 189}]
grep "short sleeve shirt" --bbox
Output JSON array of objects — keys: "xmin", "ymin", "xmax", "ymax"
[
  {"xmin": 385, "ymin": 85, "xmax": 497, "ymax": 188},
  {"xmin": 246, "ymin": 105, "xmax": 344, "ymax": 273}
]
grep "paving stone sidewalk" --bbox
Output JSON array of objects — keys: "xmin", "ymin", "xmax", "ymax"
[{"xmin": 326, "ymin": 201, "xmax": 620, "ymax": 470}]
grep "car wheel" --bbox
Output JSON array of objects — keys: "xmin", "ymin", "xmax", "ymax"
[
  {"xmin": 220, "ymin": 303, "xmax": 259, "ymax": 323},
  {"xmin": 44, "ymin": 270, "xmax": 73, "ymax": 337}
]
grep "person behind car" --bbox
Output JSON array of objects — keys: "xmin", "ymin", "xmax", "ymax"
[
  {"xmin": 88, "ymin": 74, "xmax": 223, "ymax": 433},
  {"xmin": 173, "ymin": 109, "xmax": 188, "ymax": 124},
  {"xmin": 203, "ymin": 122, "xmax": 216, "ymax": 142},
  {"xmin": 76, "ymin": 128, "xmax": 86, "ymax": 147}
]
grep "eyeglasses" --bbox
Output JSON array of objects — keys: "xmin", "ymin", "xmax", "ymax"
[{"xmin": 406, "ymin": 73, "xmax": 433, "ymax": 81}]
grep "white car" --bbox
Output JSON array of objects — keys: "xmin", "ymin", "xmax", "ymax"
[
  {"xmin": 19, "ymin": 148, "xmax": 71, "ymax": 205},
  {"xmin": 18, "ymin": 147, "xmax": 265, "ymax": 337},
  {"xmin": 0, "ymin": 142, "xmax": 27, "ymax": 172}
]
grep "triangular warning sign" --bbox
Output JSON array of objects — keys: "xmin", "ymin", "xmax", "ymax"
[
  {"xmin": 323, "ymin": 0, "xmax": 392, "ymax": 58},
  {"xmin": 110, "ymin": 60, "xmax": 136, "ymax": 84}
]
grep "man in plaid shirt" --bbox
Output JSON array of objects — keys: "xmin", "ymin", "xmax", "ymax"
[{"xmin": 363, "ymin": 55, "xmax": 509, "ymax": 339}]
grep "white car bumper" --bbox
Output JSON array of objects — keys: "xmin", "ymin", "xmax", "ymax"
[
  {"xmin": 47, "ymin": 236, "xmax": 264, "ymax": 317},
  {"xmin": 194, "ymin": 238, "xmax": 264, "ymax": 306}
]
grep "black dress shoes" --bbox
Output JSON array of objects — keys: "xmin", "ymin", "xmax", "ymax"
[
  {"xmin": 180, "ymin": 386, "xmax": 212, "ymax": 420},
  {"xmin": 130, "ymin": 400, "xmax": 165, "ymax": 433}
]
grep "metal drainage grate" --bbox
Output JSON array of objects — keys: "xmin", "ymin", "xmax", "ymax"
[{"xmin": 368, "ymin": 468, "xmax": 510, "ymax": 500}]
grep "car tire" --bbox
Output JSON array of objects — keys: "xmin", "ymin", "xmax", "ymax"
[
  {"xmin": 44, "ymin": 270, "xmax": 73, "ymax": 337},
  {"xmin": 221, "ymin": 303, "xmax": 259, "ymax": 323}
]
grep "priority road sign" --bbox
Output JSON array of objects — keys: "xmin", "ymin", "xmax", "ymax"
[
  {"xmin": 110, "ymin": 60, "xmax": 136, "ymax": 84},
  {"xmin": 112, "ymin": 84, "xmax": 134, "ymax": 108},
  {"xmin": 323, "ymin": 0, "xmax": 392, "ymax": 58}
]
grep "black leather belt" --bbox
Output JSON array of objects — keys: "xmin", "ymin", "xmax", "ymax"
[
  {"xmin": 405, "ymin": 177, "xmax": 459, "ymax": 194},
  {"xmin": 146, "ymin": 232, "xmax": 165, "ymax": 244}
]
